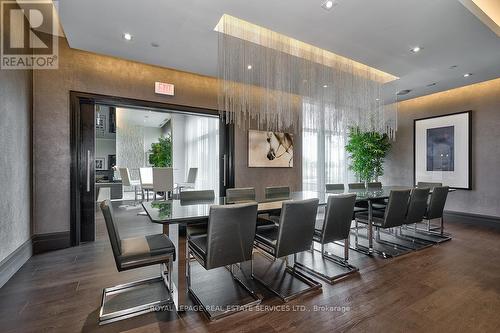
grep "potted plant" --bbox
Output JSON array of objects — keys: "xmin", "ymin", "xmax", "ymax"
[
  {"xmin": 345, "ymin": 127, "xmax": 391, "ymax": 185},
  {"xmin": 148, "ymin": 135, "xmax": 173, "ymax": 167}
]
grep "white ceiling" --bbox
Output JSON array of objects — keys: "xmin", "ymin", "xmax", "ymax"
[
  {"xmin": 59, "ymin": 0, "xmax": 500, "ymax": 101},
  {"xmin": 116, "ymin": 108, "xmax": 170, "ymax": 128}
]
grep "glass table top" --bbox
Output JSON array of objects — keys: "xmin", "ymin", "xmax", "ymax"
[{"xmin": 142, "ymin": 186, "xmax": 416, "ymax": 224}]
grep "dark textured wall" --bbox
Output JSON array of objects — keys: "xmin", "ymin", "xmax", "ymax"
[
  {"xmin": 0, "ymin": 0, "xmax": 32, "ymax": 265},
  {"xmin": 383, "ymin": 78, "xmax": 500, "ymax": 218},
  {"xmin": 33, "ymin": 38, "xmax": 302, "ymax": 235}
]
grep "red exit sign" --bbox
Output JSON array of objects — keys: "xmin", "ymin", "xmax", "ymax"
[{"xmin": 155, "ymin": 82, "xmax": 175, "ymax": 96}]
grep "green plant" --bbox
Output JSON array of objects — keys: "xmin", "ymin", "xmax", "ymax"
[
  {"xmin": 345, "ymin": 127, "xmax": 391, "ymax": 183},
  {"xmin": 149, "ymin": 135, "xmax": 172, "ymax": 167}
]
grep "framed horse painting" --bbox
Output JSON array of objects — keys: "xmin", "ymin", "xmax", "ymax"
[{"xmin": 248, "ymin": 130, "xmax": 294, "ymax": 167}]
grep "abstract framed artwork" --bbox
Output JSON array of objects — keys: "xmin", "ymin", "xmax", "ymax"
[
  {"xmin": 248, "ymin": 130, "xmax": 294, "ymax": 167},
  {"xmin": 414, "ymin": 111, "xmax": 471, "ymax": 190},
  {"xmin": 95, "ymin": 157, "xmax": 106, "ymax": 171}
]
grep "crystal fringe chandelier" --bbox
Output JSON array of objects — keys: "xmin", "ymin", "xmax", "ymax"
[{"xmin": 216, "ymin": 14, "xmax": 399, "ymax": 138}]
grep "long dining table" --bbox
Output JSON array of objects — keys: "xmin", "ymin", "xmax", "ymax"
[{"xmin": 142, "ymin": 186, "xmax": 424, "ymax": 310}]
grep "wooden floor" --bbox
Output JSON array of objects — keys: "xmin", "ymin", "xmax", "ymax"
[{"xmin": 1, "ymin": 202, "xmax": 500, "ymax": 333}]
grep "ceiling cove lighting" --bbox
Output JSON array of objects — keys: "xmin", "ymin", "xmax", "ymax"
[
  {"xmin": 123, "ymin": 33, "xmax": 132, "ymax": 41},
  {"xmin": 215, "ymin": 14, "xmax": 399, "ymax": 137},
  {"xmin": 458, "ymin": 0, "xmax": 500, "ymax": 36}
]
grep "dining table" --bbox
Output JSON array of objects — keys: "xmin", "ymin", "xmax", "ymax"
[{"xmin": 141, "ymin": 186, "xmax": 452, "ymax": 310}]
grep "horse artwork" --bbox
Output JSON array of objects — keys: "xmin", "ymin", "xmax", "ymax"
[{"xmin": 248, "ymin": 130, "xmax": 294, "ymax": 167}]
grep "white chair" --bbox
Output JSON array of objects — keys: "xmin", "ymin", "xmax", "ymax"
[
  {"xmin": 139, "ymin": 167, "xmax": 154, "ymax": 201},
  {"xmin": 177, "ymin": 168, "xmax": 198, "ymax": 193},
  {"xmin": 153, "ymin": 167, "xmax": 174, "ymax": 200},
  {"xmin": 119, "ymin": 168, "xmax": 141, "ymax": 202}
]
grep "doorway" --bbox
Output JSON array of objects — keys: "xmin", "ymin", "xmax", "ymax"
[{"xmin": 70, "ymin": 92, "xmax": 234, "ymax": 246}]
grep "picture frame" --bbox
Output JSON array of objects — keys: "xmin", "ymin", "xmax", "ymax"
[
  {"xmin": 248, "ymin": 130, "xmax": 294, "ymax": 168},
  {"xmin": 414, "ymin": 111, "xmax": 472, "ymax": 190},
  {"xmin": 95, "ymin": 157, "xmax": 106, "ymax": 171}
]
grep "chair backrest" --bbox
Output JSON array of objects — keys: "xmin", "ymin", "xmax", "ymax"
[
  {"xmin": 100, "ymin": 200, "xmax": 122, "ymax": 271},
  {"xmin": 417, "ymin": 182, "xmax": 443, "ymax": 190},
  {"xmin": 325, "ymin": 183, "xmax": 345, "ymax": 192},
  {"xmin": 265, "ymin": 186, "xmax": 290, "ymax": 200},
  {"xmin": 348, "ymin": 183, "xmax": 366, "ymax": 190},
  {"xmin": 139, "ymin": 167, "xmax": 153, "ymax": 185},
  {"xmin": 367, "ymin": 182, "xmax": 382, "ymax": 189},
  {"xmin": 426, "ymin": 186, "xmax": 449, "ymax": 219},
  {"xmin": 226, "ymin": 187, "xmax": 256, "ymax": 204},
  {"xmin": 275, "ymin": 198, "xmax": 319, "ymax": 258},
  {"xmin": 405, "ymin": 188, "xmax": 430, "ymax": 225},
  {"xmin": 205, "ymin": 203, "xmax": 258, "ymax": 270},
  {"xmin": 119, "ymin": 168, "xmax": 132, "ymax": 186},
  {"xmin": 186, "ymin": 168, "xmax": 198, "ymax": 184},
  {"xmin": 321, "ymin": 194, "xmax": 357, "ymax": 243},
  {"xmin": 381, "ymin": 189, "xmax": 411, "ymax": 228},
  {"xmin": 153, "ymin": 167, "xmax": 173, "ymax": 193},
  {"xmin": 179, "ymin": 189, "xmax": 215, "ymax": 202}
]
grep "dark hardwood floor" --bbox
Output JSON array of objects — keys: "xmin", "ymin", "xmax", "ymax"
[{"xmin": 1, "ymin": 202, "xmax": 500, "ymax": 333}]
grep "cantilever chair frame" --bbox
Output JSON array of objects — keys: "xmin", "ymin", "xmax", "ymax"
[
  {"xmin": 99, "ymin": 200, "xmax": 175, "ymax": 325},
  {"xmin": 252, "ymin": 199, "xmax": 322, "ymax": 302},
  {"xmin": 295, "ymin": 194, "xmax": 359, "ymax": 284},
  {"xmin": 186, "ymin": 203, "xmax": 261, "ymax": 320}
]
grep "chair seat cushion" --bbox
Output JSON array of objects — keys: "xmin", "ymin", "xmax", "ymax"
[
  {"xmin": 371, "ymin": 203, "xmax": 387, "ymax": 210},
  {"xmin": 189, "ymin": 235, "xmax": 207, "ymax": 262},
  {"xmin": 119, "ymin": 234, "xmax": 175, "ymax": 269},
  {"xmin": 255, "ymin": 225, "xmax": 278, "ymax": 248},
  {"xmin": 355, "ymin": 209, "xmax": 385, "ymax": 226},
  {"xmin": 257, "ymin": 215, "xmax": 278, "ymax": 227},
  {"xmin": 187, "ymin": 222, "xmax": 208, "ymax": 238}
]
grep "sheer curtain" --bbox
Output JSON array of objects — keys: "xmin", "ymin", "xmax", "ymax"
[
  {"xmin": 183, "ymin": 115, "xmax": 219, "ymax": 194},
  {"xmin": 302, "ymin": 100, "xmax": 352, "ymax": 192}
]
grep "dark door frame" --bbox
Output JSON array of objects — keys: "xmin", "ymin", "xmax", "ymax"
[{"xmin": 70, "ymin": 91, "xmax": 235, "ymax": 246}]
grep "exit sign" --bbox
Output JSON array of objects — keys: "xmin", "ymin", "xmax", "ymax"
[{"xmin": 155, "ymin": 82, "xmax": 175, "ymax": 96}]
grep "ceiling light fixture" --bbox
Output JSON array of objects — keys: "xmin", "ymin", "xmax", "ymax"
[
  {"xmin": 426, "ymin": 82, "xmax": 437, "ymax": 87},
  {"xmin": 410, "ymin": 46, "xmax": 422, "ymax": 53},
  {"xmin": 247, "ymin": 64, "xmax": 252, "ymax": 70},
  {"xmin": 397, "ymin": 89, "xmax": 412, "ymax": 96},
  {"xmin": 449, "ymin": 65, "xmax": 458, "ymax": 69},
  {"xmin": 151, "ymin": 42, "xmax": 159, "ymax": 47},
  {"xmin": 323, "ymin": 84, "xmax": 328, "ymax": 88},
  {"xmin": 321, "ymin": 0, "xmax": 336, "ymax": 11},
  {"xmin": 463, "ymin": 73, "xmax": 472, "ymax": 77},
  {"xmin": 123, "ymin": 33, "xmax": 132, "ymax": 41}
]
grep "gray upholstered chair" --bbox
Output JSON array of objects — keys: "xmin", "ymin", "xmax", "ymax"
[
  {"xmin": 417, "ymin": 182, "xmax": 443, "ymax": 190},
  {"xmin": 180, "ymin": 190, "xmax": 215, "ymax": 238},
  {"xmin": 325, "ymin": 183, "xmax": 345, "ymax": 192},
  {"xmin": 355, "ymin": 189, "xmax": 412, "ymax": 257},
  {"xmin": 296, "ymin": 194, "xmax": 358, "ymax": 283},
  {"xmin": 423, "ymin": 186, "xmax": 449, "ymax": 234},
  {"xmin": 264, "ymin": 186, "xmax": 290, "ymax": 200},
  {"xmin": 348, "ymin": 182, "xmax": 366, "ymax": 190},
  {"xmin": 226, "ymin": 187, "xmax": 256, "ymax": 203},
  {"xmin": 367, "ymin": 182, "xmax": 382, "ymax": 189},
  {"xmin": 119, "ymin": 167, "xmax": 141, "ymax": 202},
  {"xmin": 253, "ymin": 198, "xmax": 322, "ymax": 301},
  {"xmin": 179, "ymin": 189, "xmax": 215, "ymax": 202},
  {"xmin": 99, "ymin": 200, "xmax": 175, "ymax": 324},
  {"xmin": 187, "ymin": 203, "xmax": 261, "ymax": 320}
]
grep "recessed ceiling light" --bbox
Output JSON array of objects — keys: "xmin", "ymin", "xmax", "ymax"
[
  {"xmin": 247, "ymin": 64, "xmax": 252, "ymax": 70},
  {"xmin": 322, "ymin": 0, "xmax": 336, "ymax": 11},
  {"xmin": 426, "ymin": 82, "xmax": 437, "ymax": 87},
  {"xmin": 151, "ymin": 42, "xmax": 159, "ymax": 48},
  {"xmin": 376, "ymin": 98, "xmax": 380, "ymax": 101},
  {"xmin": 396, "ymin": 89, "xmax": 412, "ymax": 96},
  {"xmin": 449, "ymin": 65, "xmax": 458, "ymax": 69},
  {"xmin": 323, "ymin": 84, "xmax": 328, "ymax": 88},
  {"xmin": 123, "ymin": 33, "xmax": 132, "ymax": 41},
  {"xmin": 463, "ymin": 73, "xmax": 472, "ymax": 77},
  {"xmin": 410, "ymin": 46, "xmax": 422, "ymax": 53}
]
